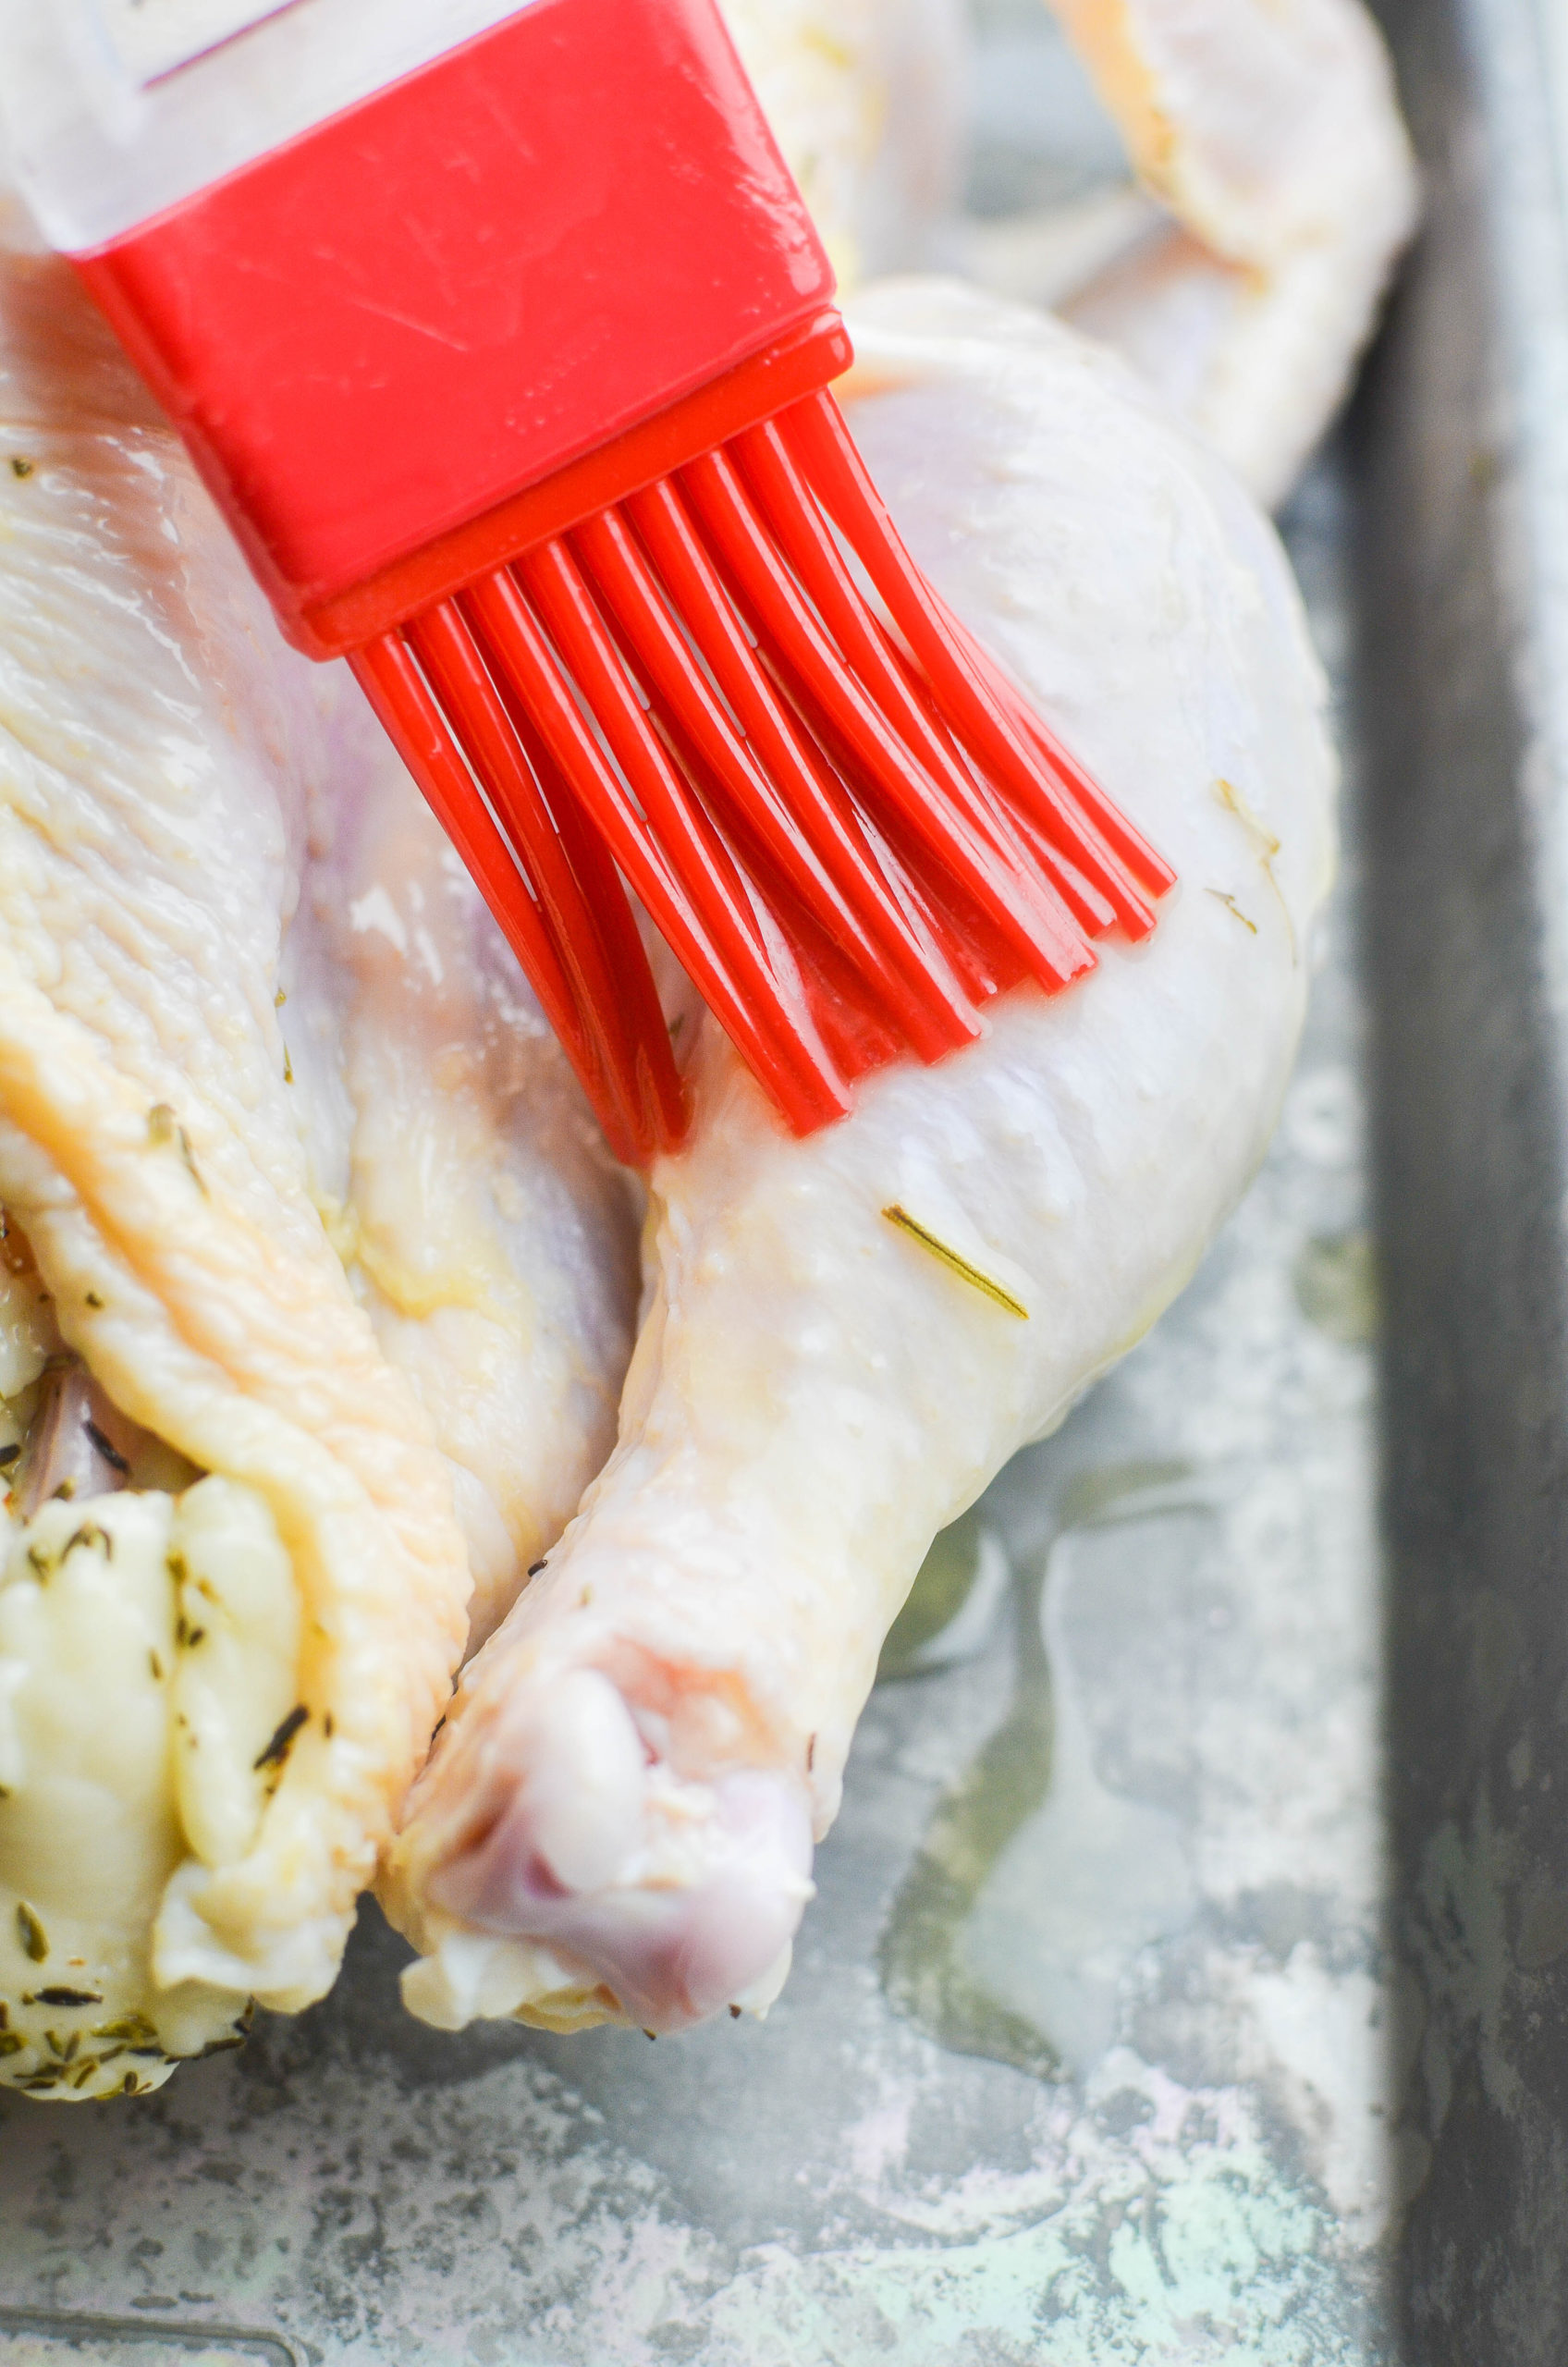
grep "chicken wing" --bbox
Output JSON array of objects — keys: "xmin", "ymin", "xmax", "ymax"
[{"xmin": 0, "ymin": 210, "xmax": 639, "ymax": 2095}]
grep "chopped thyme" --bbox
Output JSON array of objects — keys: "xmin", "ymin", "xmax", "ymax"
[
  {"xmin": 0, "ymin": 2033, "xmax": 23, "ymax": 2057},
  {"xmin": 32, "ymin": 1988, "xmax": 102, "ymax": 2007},
  {"xmin": 15, "ymin": 1904, "xmax": 45, "ymax": 1964},
  {"xmin": 254, "ymin": 1704, "xmax": 309, "ymax": 1772},
  {"xmin": 83, "ymin": 1421, "xmax": 128, "ymax": 1473},
  {"xmin": 84, "ymin": 1290, "xmax": 104, "ymax": 1310},
  {"xmin": 1206, "ymin": 887, "xmax": 1257, "ymax": 934},
  {"xmin": 147, "ymin": 1104, "xmax": 207, "ymax": 1194},
  {"xmin": 880, "ymin": 1206, "xmax": 1029, "ymax": 1319},
  {"xmin": 93, "ymin": 2013, "xmax": 156, "ymax": 2045},
  {"xmin": 9, "ymin": 457, "xmax": 32, "ymax": 479}
]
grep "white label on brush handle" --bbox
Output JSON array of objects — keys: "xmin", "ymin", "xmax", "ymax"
[
  {"xmin": 0, "ymin": 0, "xmax": 526, "ymax": 250},
  {"xmin": 89, "ymin": 0, "xmax": 304, "ymax": 86}
]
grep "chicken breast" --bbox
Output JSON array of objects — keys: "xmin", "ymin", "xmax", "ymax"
[
  {"xmin": 0, "ymin": 210, "xmax": 639, "ymax": 2096},
  {"xmin": 381, "ymin": 278, "xmax": 1338, "ymax": 2038}
]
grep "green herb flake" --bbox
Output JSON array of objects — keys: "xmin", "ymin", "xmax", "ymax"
[
  {"xmin": 83, "ymin": 1421, "xmax": 129, "ymax": 1476},
  {"xmin": 92, "ymin": 2013, "xmax": 156, "ymax": 2045},
  {"xmin": 147, "ymin": 1104, "xmax": 207, "ymax": 1194},
  {"xmin": 1206, "ymin": 887, "xmax": 1257, "ymax": 934},
  {"xmin": 880, "ymin": 1206, "xmax": 1029, "ymax": 1320},
  {"xmin": 254, "ymin": 1704, "xmax": 309, "ymax": 1772},
  {"xmin": 16, "ymin": 1902, "xmax": 47, "ymax": 1962}
]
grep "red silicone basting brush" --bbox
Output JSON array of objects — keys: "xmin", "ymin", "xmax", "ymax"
[{"xmin": 0, "ymin": 0, "xmax": 1174, "ymax": 1168}]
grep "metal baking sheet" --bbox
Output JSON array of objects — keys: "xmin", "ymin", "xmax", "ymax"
[{"xmin": 1, "ymin": 0, "xmax": 1562, "ymax": 2353}]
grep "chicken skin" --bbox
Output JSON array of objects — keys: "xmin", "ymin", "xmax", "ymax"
[{"xmin": 382, "ymin": 280, "xmax": 1337, "ymax": 2036}]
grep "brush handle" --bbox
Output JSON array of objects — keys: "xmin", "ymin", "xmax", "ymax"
[
  {"xmin": 3, "ymin": 0, "xmax": 838, "ymax": 649},
  {"xmin": 0, "ymin": 0, "xmax": 523, "ymax": 251}
]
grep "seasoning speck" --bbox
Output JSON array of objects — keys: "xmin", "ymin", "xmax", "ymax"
[
  {"xmin": 9, "ymin": 457, "xmax": 32, "ymax": 479},
  {"xmin": 254, "ymin": 1704, "xmax": 309, "ymax": 1772},
  {"xmin": 881, "ymin": 1206, "xmax": 1029, "ymax": 1319},
  {"xmin": 147, "ymin": 1104, "xmax": 207, "ymax": 1194},
  {"xmin": 84, "ymin": 1421, "xmax": 129, "ymax": 1476},
  {"xmin": 16, "ymin": 1902, "xmax": 48, "ymax": 1962},
  {"xmin": 1207, "ymin": 887, "xmax": 1258, "ymax": 935}
]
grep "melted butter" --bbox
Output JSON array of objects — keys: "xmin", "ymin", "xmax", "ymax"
[
  {"xmin": 877, "ymin": 1507, "xmax": 1011, "ymax": 1681},
  {"xmin": 0, "ymin": 1466, "xmax": 302, "ymax": 2096},
  {"xmin": 1293, "ymin": 1230, "xmax": 1378, "ymax": 1344},
  {"xmin": 880, "ymin": 1466, "xmax": 1203, "ymax": 2080}
]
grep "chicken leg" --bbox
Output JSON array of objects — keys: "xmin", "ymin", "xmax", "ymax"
[{"xmin": 382, "ymin": 279, "xmax": 1338, "ymax": 2035}]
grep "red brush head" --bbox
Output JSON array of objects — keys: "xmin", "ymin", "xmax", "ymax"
[
  {"xmin": 72, "ymin": 0, "xmax": 838, "ymax": 647},
  {"xmin": 57, "ymin": 0, "xmax": 1176, "ymax": 1172}
]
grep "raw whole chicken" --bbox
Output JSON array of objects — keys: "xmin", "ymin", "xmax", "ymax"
[
  {"xmin": 0, "ymin": 206, "xmax": 639, "ymax": 2098},
  {"xmin": 0, "ymin": 0, "xmax": 1377, "ymax": 2089},
  {"xmin": 380, "ymin": 277, "xmax": 1338, "ymax": 2037}
]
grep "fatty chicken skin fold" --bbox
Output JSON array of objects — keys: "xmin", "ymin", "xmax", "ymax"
[
  {"xmin": 0, "ymin": 216, "xmax": 641, "ymax": 2098},
  {"xmin": 382, "ymin": 280, "xmax": 1338, "ymax": 2039}
]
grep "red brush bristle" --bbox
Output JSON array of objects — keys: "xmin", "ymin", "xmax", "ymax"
[{"xmin": 350, "ymin": 389, "xmax": 1170, "ymax": 1168}]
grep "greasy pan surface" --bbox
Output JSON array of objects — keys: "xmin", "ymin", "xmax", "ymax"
[
  {"xmin": 1, "ymin": 0, "xmax": 1564, "ymax": 2353},
  {"xmin": 1362, "ymin": 0, "xmax": 1568, "ymax": 2351}
]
